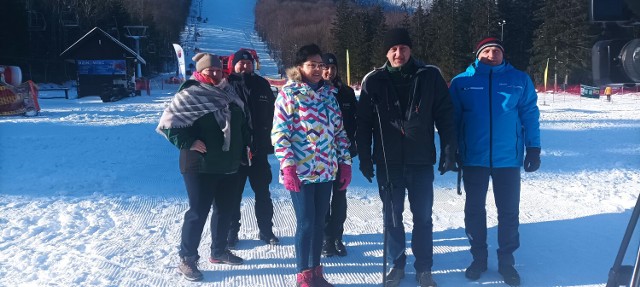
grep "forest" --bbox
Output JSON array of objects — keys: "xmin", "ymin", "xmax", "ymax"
[
  {"xmin": 256, "ymin": 0, "xmax": 640, "ymax": 86},
  {"xmin": 0, "ymin": 0, "xmax": 191, "ymax": 83}
]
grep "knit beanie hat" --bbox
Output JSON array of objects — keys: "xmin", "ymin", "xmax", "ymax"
[
  {"xmin": 475, "ymin": 37, "xmax": 504, "ymax": 58},
  {"xmin": 322, "ymin": 53, "xmax": 338, "ymax": 67},
  {"xmin": 232, "ymin": 49, "xmax": 254, "ymax": 68},
  {"xmin": 192, "ymin": 53, "xmax": 221, "ymax": 72},
  {"xmin": 383, "ymin": 28, "xmax": 412, "ymax": 53}
]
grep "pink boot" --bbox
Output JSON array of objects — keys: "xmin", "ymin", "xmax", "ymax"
[
  {"xmin": 296, "ymin": 269, "xmax": 315, "ymax": 287},
  {"xmin": 313, "ymin": 265, "xmax": 334, "ymax": 287}
]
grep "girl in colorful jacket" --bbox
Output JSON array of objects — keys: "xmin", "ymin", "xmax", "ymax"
[{"xmin": 271, "ymin": 44, "xmax": 352, "ymax": 287}]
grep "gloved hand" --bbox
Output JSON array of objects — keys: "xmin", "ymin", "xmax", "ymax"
[
  {"xmin": 523, "ymin": 147, "xmax": 541, "ymax": 172},
  {"xmin": 282, "ymin": 166, "xmax": 301, "ymax": 192},
  {"xmin": 338, "ymin": 164, "xmax": 352, "ymax": 190},
  {"xmin": 359, "ymin": 159, "xmax": 374, "ymax": 183},
  {"xmin": 438, "ymin": 144, "xmax": 459, "ymax": 175}
]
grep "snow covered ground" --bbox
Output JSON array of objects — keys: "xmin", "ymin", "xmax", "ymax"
[{"xmin": 1, "ymin": 0, "xmax": 639, "ymax": 286}]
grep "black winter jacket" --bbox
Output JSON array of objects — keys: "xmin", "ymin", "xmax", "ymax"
[
  {"xmin": 228, "ymin": 73, "xmax": 276, "ymax": 155},
  {"xmin": 332, "ymin": 78, "xmax": 358, "ymax": 158},
  {"xmin": 356, "ymin": 59, "xmax": 457, "ymax": 166}
]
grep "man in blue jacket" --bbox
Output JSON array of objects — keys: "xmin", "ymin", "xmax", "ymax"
[{"xmin": 449, "ymin": 37, "xmax": 541, "ymax": 286}]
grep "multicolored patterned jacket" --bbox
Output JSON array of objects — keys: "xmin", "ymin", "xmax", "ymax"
[{"xmin": 271, "ymin": 67, "xmax": 352, "ymax": 184}]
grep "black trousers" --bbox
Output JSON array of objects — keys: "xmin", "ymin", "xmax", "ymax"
[
  {"xmin": 229, "ymin": 153, "xmax": 274, "ymax": 237},
  {"xmin": 179, "ymin": 172, "xmax": 240, "ymax": 258},
  {"xmin": 463, "ymin": 166, "xmax": 521, "ymax": 265},
  {"xmin": 324, "ymin": 179, "xmax": 347, "ymax": 241}
]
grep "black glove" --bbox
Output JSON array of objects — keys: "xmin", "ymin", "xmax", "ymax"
[
  {"xmin": 359, "ymin": 159, "xmax": 374, "ymax": 183},
  {"xmin": 438, "ymin": 144, "xmax": 459, "ymax": 175},
  {"xmin": 523, "ymin": 147, "xmax": 541, "ymax": 172}
]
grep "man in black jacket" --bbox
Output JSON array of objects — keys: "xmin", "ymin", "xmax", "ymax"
[
  {"xmin": 356, "ymin": 28, "xmax": 457, "ymax": 287},
  {"xmin": 320, "ymin": 53, "xmax": 358, "ymax": 258},
  {"xmin": 227, "ymin": 49, "xmax": 279, "ymax": 247}
]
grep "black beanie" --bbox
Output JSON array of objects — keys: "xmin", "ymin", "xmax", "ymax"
[
  {"xmin": 232, "ymin": 49, "xmax": 254, "ymax": 68},
  {"xmin": 322, "ymin": 53, "xmax": 338, "ymax": 67},
  {"xmin": 383, "ymin": 28, "xmax": 412, "ymax": 53}
]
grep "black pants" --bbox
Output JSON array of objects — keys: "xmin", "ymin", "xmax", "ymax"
[
  {"xmin": 323, "ymin": 179, "xmax": 347, "ymax": 241},
  {"xmin": 229, "ymin": 153, "xmax": 274, "ymax": 237},
  {"xmin": 463, "ymin": 166, "xmax": 521, "ymax": 266},
  {"xmin": 179, "ymin": 172, "xmax": 240, "ymax": 258}
]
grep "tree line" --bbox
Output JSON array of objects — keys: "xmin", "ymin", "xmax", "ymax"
[
  {"xmin": 256, "ymin": 0, "xmax": 638, "ymax": 86},
  {"xmin": 1, "ymin": 0, "xmax": 191, "ymax": 83}
]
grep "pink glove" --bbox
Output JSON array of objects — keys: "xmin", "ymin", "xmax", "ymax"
[
  {"xmin": 338, "ymin": 164, "xmax": 352, "ymax": 191},
  {"xmin": 282, "ymin": 166, "xmax": 301, "ymax": 192}
]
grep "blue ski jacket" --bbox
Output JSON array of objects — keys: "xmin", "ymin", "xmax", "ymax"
[{"xmin": 449, "ymin": 59, "xmax": 540, "ymax": 168}]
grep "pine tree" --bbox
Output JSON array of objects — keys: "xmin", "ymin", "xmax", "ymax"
[
  {"xmin": 530, "ymin": 0, "xmax": 594, "ymax": 86},
  {"xmin": 410, "ymin": 1, "xmax": 429, "ymax": 63},
  {"xmin": 497, "ymin": 0, "xmax": 538, "ymax": 71}
]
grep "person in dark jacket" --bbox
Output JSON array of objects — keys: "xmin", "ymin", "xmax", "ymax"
[
  {"xmin": 449, "ymin": 37, "xmax": 541, "ymax": 286},
  {"xmin": 319, "ymin": 52, "xmax": 357, "ymax": 258},
  {"xmin": 356, "ymin": 28, "xmax": 457, "ymax": 287},
  {"xmin": 226, "ymin": 49, "xmax": 279, "ymax": 248},
  {"xmin": 157, "ymin": 53, "xmax": 249, "ymax": 282}
]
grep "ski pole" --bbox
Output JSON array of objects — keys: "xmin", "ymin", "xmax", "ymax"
[{"xmin": 374, "ymin": 102, "xmax": 397, "ymax": 287}]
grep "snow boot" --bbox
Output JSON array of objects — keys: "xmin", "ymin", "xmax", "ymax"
[
  {"xmin": 498, "ymin": 264, "xmax": 521, "ymax": 286},
  {"xmin": 259, "ymin": 232, "xmax": 280, "ymax": 245},
  {"xmin": 296, "ymin": 268, "xmax": 316, "ymax": 287},
  {"xmin": 322, "ymin": 240, "xmax": 337, "ymax": 257},
  {"xmin": 177, "ymin": 255, "xmax": 203, "ymax": 281},
  {"xmin": 465, "ymin": 260, "xmax": 488, "ymax": 280},
  {"xmin": 209, "ymin": 250, "xmax": 244, "ymax": 265},
  {"xmin": 334, "ymin": 240, "xmax": 347, "ymax": 257},
  {"xmin": 313, "ymin": 265, "xmax": 334, "ymax": 287},
  {"xmin": 385, "ymin": 268, "xmax": 405, "ymax": 287},
  {"xmin": 416, "ymin": 271, "xmax": 437, "ymax": 287}
]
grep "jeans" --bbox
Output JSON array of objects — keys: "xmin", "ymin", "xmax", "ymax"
[
  {"xmin": 290, "ymin": 182, "xmax": 332, "ymax": 272},
  {"xmin": 463, "ymin": 166, "xmax": 521, "ymax": 265},
  {"xmin": 324, "ymin": 179, "xmax": 347, "ymax": 241},
  {"xmin": 229, "ymin": 153, "xmax": 274, "ymax": 237},
  {"xmin": 377, "ymin": 164, "xmax": 435, "ymax": 273},
  {"xmin": 179, "ymin": 172, "xmax": 240, "ymax": 258}
]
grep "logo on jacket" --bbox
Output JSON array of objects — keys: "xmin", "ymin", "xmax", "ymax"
[
  {"xmin": 499, "ymin": 83, "xmax": 524, "ymax": 89},
  {"xmin": 463, "ymin": 87, "xmax": 484, "ymax": 90}
]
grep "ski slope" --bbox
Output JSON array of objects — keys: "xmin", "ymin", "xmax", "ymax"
[{"xmin": 1, "ymin": 0, "xmax": 639, "ymax": 286}]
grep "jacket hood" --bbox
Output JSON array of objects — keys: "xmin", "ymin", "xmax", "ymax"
[{"xmin": 286, "ymin": 67, "xmax": 302, "ymax": 82}]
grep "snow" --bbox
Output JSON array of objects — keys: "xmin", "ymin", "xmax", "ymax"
[{"xmin": 1, "ymin": 0, "xmax": 639, "ymax": 286}]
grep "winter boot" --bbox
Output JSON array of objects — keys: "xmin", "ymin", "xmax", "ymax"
[
  {"xmin": 498, "ymin": 264, "xmax": 521, "ymax": 286},
  {"xmin": 209, "ymin": 249, "xmax": 244, "ymax": 265},
  {"xmin": 322, "ymin": 240, "xmax": 337, "ymax": 257},
  {"xmin": 416, "ymin": 271, "xmax": 437, "ymax": 287},
  {"xmin": 334, "ymin": 240, "xmax": 347, "ymax": 257},
  {"xmin": 313, "ymin": 265, "xmax": 334, "ymax": 287},
  {"xmin": 177, "ymin": 255, "xmax": 203, "ymax": 281},
  {"xmin": 385, "ymin": 268, "xmax": 405, "ymax": 287},
  {"xmin": 465, "ymin": 260, "xmax": 488, "ymax": 280},
  {"xmin": 296, "ymin": 268, "xmax": 315, "ymax": 287},
  {"xmin": 259, "ymin": 232, "xmax": 280, "ymax": 245}
]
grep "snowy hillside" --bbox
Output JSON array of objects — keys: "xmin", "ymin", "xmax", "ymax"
[{"xmin": 0, "ymin": 0, "xmax": 639, "ymax": 286}]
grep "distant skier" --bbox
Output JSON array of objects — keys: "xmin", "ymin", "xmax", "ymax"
[
  {"xmin": 449, "ymin": 37, "xmax": 541, "ymax": 286},
  {"xmin": 356, "ymin": 28, "xmax": 457, "ymax": 287},
  {"xmin": 319, "ymin": 52, "xmax": 357, "ymax": 258},
  {"xmin": 605, "ymin": 86, "xmax": 612, "ymax": 102},
  {"xmin": 272, "ymin": 44, "xmax": 352, "ymax": 287},
  {"xmin": 157, "ymin": 53, "xmax": 250, "ymax": 282},
  {"xmin": 227, "ymin": 49, "xmax": 279, "ymax": 248}
]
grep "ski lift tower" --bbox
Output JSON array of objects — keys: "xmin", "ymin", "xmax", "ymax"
[{"xmin": 124, "ymin": 26, "xmax": 147, "ymax": 78}]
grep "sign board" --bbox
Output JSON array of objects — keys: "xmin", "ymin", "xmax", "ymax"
[
  {"xmin": 77, "ymin": 60, "xmax": 126, "ymax": 75},
  {"xmin": 580, "ymin": 84, "xmax": 600, "ymax": 98}
]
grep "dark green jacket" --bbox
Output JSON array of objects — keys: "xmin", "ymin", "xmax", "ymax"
[{"xmin": 162, "ymin": 103, "xmax": 249, "ymax": 174}]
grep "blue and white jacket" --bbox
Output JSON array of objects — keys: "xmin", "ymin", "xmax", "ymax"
[{"xmin": 449, "ymin": 59, "xmax": 540, "ymax": 168}]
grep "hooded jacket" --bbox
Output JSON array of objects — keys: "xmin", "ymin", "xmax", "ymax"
[
  {"xmin": 271, "ymin": 67, "xmax": 352, "ymax": 184},
  {"xmin": 449, "ymin": 59, "xmax": 540, "ymax": 168},
  {"xmin": 356, "ymin": 58, "xmax": 457, "ymax": 166}
]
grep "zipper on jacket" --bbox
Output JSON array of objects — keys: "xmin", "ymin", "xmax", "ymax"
[{"xmin": 489, "ymin": 69, "xmax": 493, "ymax": 169}]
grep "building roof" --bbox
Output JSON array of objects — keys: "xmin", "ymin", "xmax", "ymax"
[{"xmin": 60, "ymin": 27, "xmax": 146, "ymax": 64}]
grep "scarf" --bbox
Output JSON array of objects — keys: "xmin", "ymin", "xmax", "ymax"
[{"xmin": 156, "ymin": 78, "xmax": 246, "ymax": 151}]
